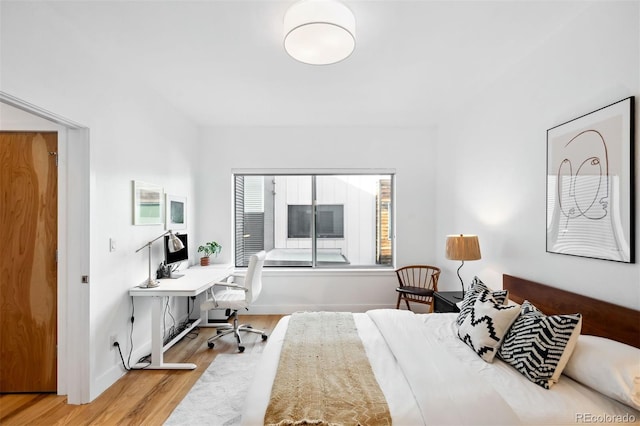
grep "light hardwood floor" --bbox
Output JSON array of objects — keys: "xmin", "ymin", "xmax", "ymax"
[{"xmin": 0, "ymin": 315, "xmax": 283, "ymax": 426}]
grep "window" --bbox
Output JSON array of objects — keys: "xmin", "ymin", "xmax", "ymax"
[
  {"xmin": 287, "ymin": 205, "xmax": 312, "ymax": 238},
  {"xmin": 234, "ymin": 173, "xmax": 394, "ymax": 268},
  {"xmin": 288, "ymin": 205, "xmax": 344, "ymax": 238}
]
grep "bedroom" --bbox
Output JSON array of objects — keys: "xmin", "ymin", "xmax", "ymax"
[{"xmin": 0, "ymin": 0, "xmax": 638, "ymax": 422}]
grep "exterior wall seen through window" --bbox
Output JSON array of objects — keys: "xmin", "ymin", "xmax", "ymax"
[{"xmin": 234, "ymin": 174, "xmax": 394, "ymax": 268}]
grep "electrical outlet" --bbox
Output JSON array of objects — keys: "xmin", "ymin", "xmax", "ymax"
[{"xmin": 110, "ymin": 335, "xmax": 118, "ymax": 349}]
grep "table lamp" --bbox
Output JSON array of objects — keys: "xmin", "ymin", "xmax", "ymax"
[
  {"xmin": 136, "ymin": 230, "xmax": 184, "ymax": 288},
  {"xmin": 445, "ymin": 234, "xmax": 481, "ymax": 298}
]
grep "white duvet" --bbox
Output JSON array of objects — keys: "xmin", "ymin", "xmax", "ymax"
[{"xmin": 241, "ymin": 310, "xmax": 639, "ymax": 425}]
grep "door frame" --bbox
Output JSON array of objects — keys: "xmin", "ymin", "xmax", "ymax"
[{"xmin": 0, "ymin": 92, "xmax": 91, "ymax": 404}]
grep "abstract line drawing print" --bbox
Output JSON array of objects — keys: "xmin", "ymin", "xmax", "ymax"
[
  {"xmin": 547, "ymin": 101, "xmax": 632, "ymax": 263},
  {"xmin": 557, "ymin": 130, "xmax": 609, "ymax": 227}
]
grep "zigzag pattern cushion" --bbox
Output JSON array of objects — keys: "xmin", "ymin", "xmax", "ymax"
[
  {"xmin": 456, "ymin": 276, "xmax": 509, "ymax": 327},
  {"xmin": 457, "ymin": 290, "xmax": 520, "ymax": 362},
  {"xmin": 498, "ymin": 300, "xmax": 582, "ymax": 389}
]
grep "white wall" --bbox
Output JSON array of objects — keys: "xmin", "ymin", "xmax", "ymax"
[
  {"xmin": 2, "ymin": 0, "xmax": 638, "ymax": 406},
  {"xmin": 272, "ymin": 175, "xmax": 382, "ymax": 264},
  {"xmin": 1, "ymin": 2, "xmax": 201, "ymax": 401},
  {"xmin": 435, "ymin": 1, "xmax": 640, "ymax": 309},
  {"xmin": 197, "ymin": 126, "xmax": 437, "ymax": 313}
]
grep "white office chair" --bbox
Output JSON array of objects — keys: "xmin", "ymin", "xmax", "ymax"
[{"xmin": 200, "ymin": 250, "xmax": 268, "ymax": 352}]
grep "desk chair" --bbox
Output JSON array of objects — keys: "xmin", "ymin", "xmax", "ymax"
[
  {"xmin": 395, "ymin": 265, "xmax": 440, "ymax": 312},
  {"xmin": 200, "ymin": 251, "xmax": 268, "ymax": 352}
]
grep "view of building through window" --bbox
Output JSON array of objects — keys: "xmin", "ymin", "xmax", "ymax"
[{"xmin": 234, "ymin": 174, "xmax": 394, "ymax": 268}]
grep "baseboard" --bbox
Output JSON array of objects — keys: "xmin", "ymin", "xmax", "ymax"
[
  {"xmin": 93, "ymin": 361, "xmax": 127, "ymax": 401},
  {"xmin": 245, "ymin": 303, "xmax": 397, "ymax": 315}
]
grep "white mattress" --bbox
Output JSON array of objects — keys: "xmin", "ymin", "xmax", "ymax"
[{"xmin": 241, "ymin": 310, "xmax": 639, "ymax": 425}]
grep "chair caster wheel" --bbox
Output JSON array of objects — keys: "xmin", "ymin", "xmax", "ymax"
[
  {"xmin": 262, "ymin": 334, "xmax": 268, "ymax": 341},
  {"xmin": 238, "ymin": 346, "xmax": 245, "ymax": 353},
  {"xmin": 216, "ymin": 329, "xmax": 223, "ymax": 335},
  {"xmin": 207, "ymin": 342, "xmax": 214, "ymax": 349}
]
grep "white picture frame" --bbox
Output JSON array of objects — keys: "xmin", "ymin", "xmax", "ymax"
[{"xmin": 133, "ymin": 181, "xmax": 163, "ymax": 225}]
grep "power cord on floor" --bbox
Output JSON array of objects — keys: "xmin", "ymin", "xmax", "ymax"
[
  {"xmin": 161, "ymin": 296, "xmax": 200, "ymax": 345},
  {"xmin": 113, "ymin": 342, "xmax": 130, "ymax": 371},
  {"xmin": 115, "ymin": 295, "xmax": 196, "ymax": 371},
  {"xmin": 112, "ymin": 296, "xmax": 152, "ymax": 371}
]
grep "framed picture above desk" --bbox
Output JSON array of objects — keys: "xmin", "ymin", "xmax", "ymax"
[{"xmin": 129, "ymin": 264, "xmax": 232, "ymax": 370}]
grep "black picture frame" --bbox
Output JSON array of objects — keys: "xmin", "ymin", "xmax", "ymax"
[{"xmin": 546, "ymin": 96, "xmax": 635, "ymax": 263}]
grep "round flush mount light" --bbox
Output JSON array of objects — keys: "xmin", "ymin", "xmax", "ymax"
[{"xmin": 284, "ymin": 0, "xmax": 356, "ymax": 65}]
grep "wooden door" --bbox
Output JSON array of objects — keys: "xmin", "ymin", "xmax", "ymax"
[{"xmin": 0, "ymin": 132, "xmax": 58, "ymax": 392}]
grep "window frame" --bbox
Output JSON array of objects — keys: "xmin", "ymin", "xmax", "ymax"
[{"xmin": 233, "ymin": 169, "xmax": 396, "ymax": 269}]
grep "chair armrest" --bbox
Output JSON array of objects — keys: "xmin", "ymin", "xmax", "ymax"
[
  {"xmin": 201, "ymin": 286, "xmax": 218, "ymax": 311},
  {"xmin": 201, "ymin": 279, "xmax": 247, "ymax": 311},
  {"xmin": 227, "ymin": 273, "xmax": 246, "ymax": 285},
  {"xmin": 212, "ymin": 281, "xmax": 248, "ymax": 292}
]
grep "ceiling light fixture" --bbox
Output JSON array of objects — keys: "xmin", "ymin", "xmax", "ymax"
[{"xmin": 283, "ymin": 0, "xmax": 356, "ymax": 65}]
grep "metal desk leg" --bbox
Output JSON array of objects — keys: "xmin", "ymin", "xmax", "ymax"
[{"xmin": 133, "ymin": 296, "xmax": 196, "ymax": 370}]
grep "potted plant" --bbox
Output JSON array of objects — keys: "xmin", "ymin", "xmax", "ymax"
[{"xmin": 197, "ymin": 241, "xmax": 222, "ymax": 266}]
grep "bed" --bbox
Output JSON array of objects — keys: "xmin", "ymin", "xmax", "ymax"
[{"xmin": 241, "ymin": 274, "xmax": 640, "ymax": 425}]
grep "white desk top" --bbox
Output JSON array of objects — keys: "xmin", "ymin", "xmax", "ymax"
[{"xmin": 129, "ymin": 264, "xmax": 233, "ymax": 297}]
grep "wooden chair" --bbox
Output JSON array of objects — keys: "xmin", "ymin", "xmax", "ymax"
[{"xmin": 395, "ymin": 265, "xmax": 441, "ymax": 312}]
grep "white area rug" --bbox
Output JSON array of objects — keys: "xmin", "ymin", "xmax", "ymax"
[{"xmin": 164, "ymin": 352, "xmax": 262, "ymax": 426}]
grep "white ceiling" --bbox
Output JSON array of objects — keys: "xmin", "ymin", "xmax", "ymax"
[{"xmin": 39, "ymin": 0, "xmax": 591, "ymax": 127}]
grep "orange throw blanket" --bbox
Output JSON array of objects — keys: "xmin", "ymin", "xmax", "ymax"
[{"xmin": 264, "ymin": 312, "xmax": 391, "ymax": 426}]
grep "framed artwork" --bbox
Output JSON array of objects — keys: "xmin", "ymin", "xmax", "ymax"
[
  {"xmin": 165, "ymin": 194, "xmax": 187, "ymax": 230},
  {"xmin": 133, "ymin": 181, "xmax": 163, "ymax": 225},
  {"xmin": 546, "ymin": 96, "xmax": 635, "ymax": 263}
]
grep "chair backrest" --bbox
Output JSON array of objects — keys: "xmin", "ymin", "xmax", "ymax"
[
  {"xmin": 244, "ymin": 250, "xmax": 266, "ymax": 303},
  {"xmin": 396, "ymin": 265, "xmax": 440, "ymax": 292}
]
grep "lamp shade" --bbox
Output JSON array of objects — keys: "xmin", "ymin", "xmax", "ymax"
[
  {"xmin": 445, "ymin": 234, "xmax": 481, "ymax": 261},
  {"xmin": 168, "ymin": 232, "xmax": 185, "ymax": 253},
  {"xmin": 284, "ymin": 0, "xmax": 356, "ymax": 65}
]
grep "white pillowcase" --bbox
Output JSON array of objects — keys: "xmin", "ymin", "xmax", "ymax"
[
  {"xmin": 457, "ymin": 290, "xmax": 520, "ymax": 363},
  {"xmin": 455, "ymin": 276, "xmax": 509, "ymax": 327},
  {"xmin": 563, "ymin": 335, "xmax": 640, "ymax": 410}
]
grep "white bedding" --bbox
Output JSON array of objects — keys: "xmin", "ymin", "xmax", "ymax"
[{"xmin": 241, "ymin": 310, "xmax": 639, "ymax": 425}]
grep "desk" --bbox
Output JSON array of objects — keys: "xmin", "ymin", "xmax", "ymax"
[{"xmin": 129, "ymin": 264, "xmax": 232, "ymax": 370}]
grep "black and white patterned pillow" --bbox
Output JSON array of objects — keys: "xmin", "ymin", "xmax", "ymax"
[
  {"xmin": 498, "ymin": 301, "xmax": 582, "ymax": 389},
  {"xmin": 457, "ymin": 290, "xmax": 520, "ymax": 362},
  {"xmin": 456, "ymin": 277, "xmax": 509, "ymax": 327}
]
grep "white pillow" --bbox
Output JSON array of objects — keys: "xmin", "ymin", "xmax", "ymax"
[
  {"xmin": 457, "ymin": 290, "xmax": 520, "ymax": 363},
  {"xmin": 456, "ymin": 276, "xmax": 509, "ymax": 326},
  {"xmin": 563, "ymin": 335, "xmax": 640, "ymax": 410}
]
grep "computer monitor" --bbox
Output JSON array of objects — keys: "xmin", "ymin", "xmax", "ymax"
[{"xmin": 164, "ymin": 233, "xmax": 188, "ymax": 267}]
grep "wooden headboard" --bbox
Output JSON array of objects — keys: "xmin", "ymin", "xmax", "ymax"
[{"xmin": 503, "ymin": 274, "xmax": 640, "ymax": 348}]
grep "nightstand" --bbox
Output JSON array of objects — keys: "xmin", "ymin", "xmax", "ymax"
[{"xmin": 433, "ymin": 291, "xmax": 463, "ymax": 313}]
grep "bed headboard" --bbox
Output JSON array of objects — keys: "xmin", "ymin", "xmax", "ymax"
[{"xmin": 503, "ymin": 274, "xmax": 640, "ymax": 348}]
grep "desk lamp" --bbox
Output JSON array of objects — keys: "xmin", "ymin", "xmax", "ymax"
[
  {"xmin": 445, "ymin": 234, "xmax": 481, "ymax": 298},
  {"xmin": 136, "ymin": 230, "xmax": 184, "ymax": 288}
]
